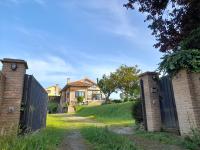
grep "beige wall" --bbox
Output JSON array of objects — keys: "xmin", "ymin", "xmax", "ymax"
[
  {"xmin": 139, "ymin": 72, "xmax": 161, "ymax": 132},
  {"xmin": 69, "ymin": 87, "xmax": 87, "ymax": 104},
  {"xmin": 172, "ymin": 70, "xmax": 200, "ymax": 135},
  {"xmin": 0, "ymin": 59, "xmax": 27, "ymax": 134},
  {"xmin": 46, "ymin": 84, "xmax": 60, "ymax": 96}
]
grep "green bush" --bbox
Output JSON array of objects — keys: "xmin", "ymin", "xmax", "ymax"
[
  {"xmin": 181, "ymin": 27, "xmax": 200, "ymax": 50},
  {"xmin": 158, "ymin": 49, "xmax": 200, "ymax": 76},
  {"xmin": 112, "ymin": 99, "xmax": 122, "ymax": 103},
  {"xmin": 183, "ymin": 128, "xmax": 200, "ymax": 150},
  {"xmin": 77, "ymin": 96, "xmax": 84, "ymax": 103},
  {"xmin": 48, "ymin": 102, "xmax": 58, "ymax": 114},
  {"xmin": 131, "ymin": 100, "xmax": 143, "ymax": 124}
]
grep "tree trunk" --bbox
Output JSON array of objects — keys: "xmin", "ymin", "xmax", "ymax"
[{"xmin": 105, "ymin": 94, "xmax": 111, "ymax": 104}]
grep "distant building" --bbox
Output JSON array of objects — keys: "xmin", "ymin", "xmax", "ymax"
[
  {"xmin": 60, "ymin": 78, "xmax": 105, "ymax": 112},
  {"xmin": 46, "ymin": 84, "xmax": 61, "ymax": 96}
]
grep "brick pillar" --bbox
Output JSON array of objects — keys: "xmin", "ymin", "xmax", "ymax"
[
  {"xmin": 139, "ymin": 72, "xmax": 161, "ymax": 132},
  {"xmin": 0, "ymin": 58, "xmax": 28, "ymax": 134},
  {"xmin": 0, "ymin": 72, "xmax": 5, "ymax": 106},
  {"xmin": 172, "ymin": 70, "xmax": 200, "ymax": 135}
]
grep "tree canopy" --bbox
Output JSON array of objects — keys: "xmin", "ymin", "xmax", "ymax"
[
  {"xmin": 98, "ymin": 65, "xmax": 140, "ymax": 102},
  {"xmin": 124, "ymin": 0, "xmax": 200, "ymax": 52},
  {"xmin": 98, "ymin": 74, "xmax": 117, "ymax": 103},
  {"xmin": 114, "ymin": 65, "xmax": 140, "ymax": 99}
]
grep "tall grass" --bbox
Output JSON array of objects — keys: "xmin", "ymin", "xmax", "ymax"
[
  {"xmin": 76, "ymin": 102, "xmax": 134, "ymax": 126},
  {"xmin": 0, "ymin": 115, "xmax": 67, "ymax": 150},
  {"xmin": 81, "ymin": 127, "xmax": 136, "ymax": 150}
]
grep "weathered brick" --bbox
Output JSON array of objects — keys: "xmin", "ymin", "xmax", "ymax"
[
  {"xmin": 172, "ymin": 70, "xmax": 200, "ymax": 135},
  {"xmin": 0, "ymin": 58, "xmax": 27, "ymax": 135},
  {"xmin": 139, "ymin": 72, "xmax": 161, "ymax": 132}
]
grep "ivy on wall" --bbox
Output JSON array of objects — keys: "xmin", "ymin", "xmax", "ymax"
[
  {"xmin": 158, "ymin": 28, "xmax": 200, "ymax": 76},
  {"xmin": 158, "ymin": 49, "xmax": 200, "ymax": 76}
]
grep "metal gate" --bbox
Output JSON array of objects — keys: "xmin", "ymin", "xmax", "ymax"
[
  {"xmin": 159, "ymin": 76, "xmax": 179, "ymax": 132},
  {"xmin": 20, "ymin": 75, "xmax": 48, "ymax": 133}
]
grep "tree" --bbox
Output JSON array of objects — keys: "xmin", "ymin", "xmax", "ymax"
[
  {"xmin": 98, "ymin": 74, "xmax": 117, "ymax": 103},
  {"xmin": 124, "ymin": 0, "xmax": 200, "ymax": 52},
  {"xmin": 114, "ymin": 65, "xmax": 140, "ymax": 100}
]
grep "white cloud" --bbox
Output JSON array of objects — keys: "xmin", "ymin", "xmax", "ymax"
[
  {"xmin": 27, "ymin": 56, "xmax": 76, "ymax": 87},
  {"xmin": 62, "ymin": 0, "xmax": 137, "ymax": 38}
]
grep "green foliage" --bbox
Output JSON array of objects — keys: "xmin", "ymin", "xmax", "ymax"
[
  {"xmin": 114, "ymin": 65, "xmax": 140, "ymax": 99},
  {"xmin": 77, "ymin": 96, "xmax": 84, "ymax": 103},
  {"xmin": 131, "ymin": 100, "xmax": 143, "ymax": 124},
  {"xmin": 112, "ymin": 99, "xmax": 123, "ymax": 103},
  {"xmin": 135, "ymin": 130, "xmax": 183, "ymax": 145},
  {"xmin": 135, "ymin": 128, "xmax": 200, "ymax": 150},
  {"xmin": 48, "ymin": 102, "xmax": 58, "ymax": 114},
  {"xmin": 81, "ymin": 127, "xmax": 136, "ymax": 150},
  {"xmin": 98, "ymin": 65, "xmax": 140, "ymax": 103},
  {"xmin": 181, "ymin": 27, "xmax": 200, "ymax": 50},
  {"xmin": 158, "ymin": 49, "xmax": 200, "ymax": 75},
  {"xmin": 0, "ymin": 115, "xmax": 68, "ymax": 150},
  {"xmin": 183, "ymin": 128, "xmax": 200, "ymax": 150},
  {"xmin": 98, "ymin": 74, "xmax": 117, "ymax": 103},
  {"xmin": 124, "ymin": 1, "xmax": 200, "ymax": 52},
  {"xmin": 76, "ymin": 102, "xmax": 133, "ymax": 125}
]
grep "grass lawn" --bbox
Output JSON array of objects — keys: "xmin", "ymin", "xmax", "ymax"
[
  {"xmin": 0, "ymin": 115, "xmax": 68, "ymax": 150},
  {"xmin": 1, "ymin": 102, "xmax": 197, "ymax": 150},
  {"xmin": 134, "ymin": 130, "xmax": 200, "ymax": 150},
  {"xmin": 76, "ymin": 102, "xmax": 134, "ymax": 126},
  {"xmin": 81, "ymin": 127, "xmax": 136, "ymax": 150}
]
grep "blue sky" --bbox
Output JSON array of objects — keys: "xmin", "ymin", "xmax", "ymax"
[{"xmin": 0, "ymin": 0, "xmax": 162, "ymax": 90}]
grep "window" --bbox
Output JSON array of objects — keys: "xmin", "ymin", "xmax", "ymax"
[{"xmin": 75, "ymin": 91, "xmax": 85, "ymax": 98}]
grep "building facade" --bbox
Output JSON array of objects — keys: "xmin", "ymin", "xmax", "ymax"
[
  {"xmin": 60, "ymin": 78, "xmax": 105, "ymax": 112},
  {"xmin": 46, "ymin": 84, "xmax": 61, "ymax": 96}
]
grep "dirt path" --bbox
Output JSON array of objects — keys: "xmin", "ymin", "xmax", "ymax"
[
  {"xmin": 109, "ymin": 126, "xmax": 186, "ymax": 150},
  {"xmin": 59, "ymin": 130, "xmax": 90, "ymax": 150},
  {"xmin": 58, "ymin": 114, "xmax": 104, "ymax": 150},
  {"xmin": 58, "ymin": 115, "xmax": 185, "ymax": 150}
]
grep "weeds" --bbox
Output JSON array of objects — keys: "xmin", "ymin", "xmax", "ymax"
[{"xmin": 81, "ymin": 127, "xmax": 136, "ymax": 150}]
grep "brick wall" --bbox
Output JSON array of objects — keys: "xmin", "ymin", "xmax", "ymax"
[
  {"xmin": 189, "ymin": 72, "xmax": 200, "ymax": 127},
  {"xmin": 139, "ymin": 72, "xmax": 161, "ymax": 132},
  {"xmin": 0, "ymin": 72, "xmax": 5, "ymax": 106},
  {"xmin": 0, "ymin": 59, "xmax": 27, "ymax": 134},
  {"xmin": 172, "ymin": 70, "xmax": 200, "ymax": 135}
]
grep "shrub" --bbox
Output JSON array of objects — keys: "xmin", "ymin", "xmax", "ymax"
[
  {"xmin": 48, "ymin": 102, "xmax": 58, "ymax": 114},
  {"xmin": 181, "ymin": 27, "xmax": 200, "ymax": 50},
  {"xmin": 112, "ymin": 99, "xmax": 122, "ymax": 103},
  {"xmin": 77, "ymin": 96, "xmax": 84, "ymax": 103},
  {"xmin": 183, "ymin": 128, "xmax": 200, "ymax": 150},
  {"xmin": 131, "ymin": 100, "xmax": 143, "ymax": 124},
  {"xmin": 158, "ymin": 49, "xmax": 200, "ymax": 76}
]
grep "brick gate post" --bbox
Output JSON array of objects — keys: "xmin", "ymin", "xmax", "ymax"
[
  {"xmin": 139, "ymin": 72, "xmax": 161, "ymax": 132},
  {"xmin": 172, "ymin": 70, "xmax": 200, "ymax": 135},
  {"xmin": 0, "ymin": 58, "xmax": 28, "ymax": 134}
]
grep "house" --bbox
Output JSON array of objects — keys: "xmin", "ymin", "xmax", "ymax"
[
  {"xmin": 46, "ymin": 84, "xmax": 61, "ymax": 113},
  {"xmin": 60, "ymin": 78, "xmax": 105, "ymax": 112},
  {"xmin": 46, "ymin": 84, "xmax": 61, "ymax": 96}
]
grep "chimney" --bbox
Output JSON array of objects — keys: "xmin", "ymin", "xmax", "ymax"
[{"xmin": 67, "ymin": 78, "xmax": 70, "ymax": 84}]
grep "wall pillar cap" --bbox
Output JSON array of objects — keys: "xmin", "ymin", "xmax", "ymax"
[
  {"xmin": 1, "ymin": 58, "xmax": 28, "ymax": 69},
  {"xmin": 139, "ymin": 71, "xmax": 159, "ymax": 78}
]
